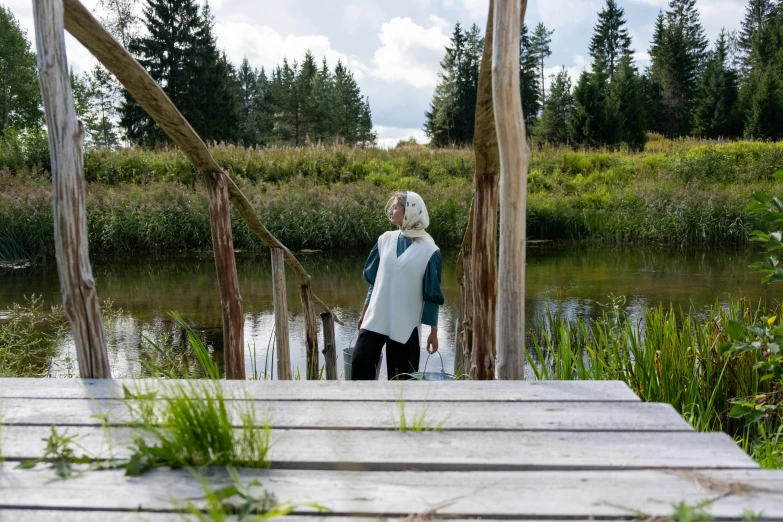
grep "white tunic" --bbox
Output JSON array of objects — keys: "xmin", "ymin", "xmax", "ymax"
[{"xmin": 361, "ymin": 230, "xmax": 439, "ymax": 343}]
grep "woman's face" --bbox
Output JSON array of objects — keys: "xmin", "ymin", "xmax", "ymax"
[{"xmin": 388, "ymin": 199, "xmax": 405, "ymax": 226}]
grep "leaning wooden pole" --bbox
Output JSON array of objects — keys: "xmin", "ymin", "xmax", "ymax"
[
  {"xmin": 60, "ymin": 0, "xmax": 343, "ymax": 325},
  {"xmin": 470, "ymin": 0, "xmax": 501, "ymax": 380},
  {"xmin": 32, "ymin": 0, "xmax": 111, "ymax": 378},
  {"xmin": 455, "ymin": 199, "xmax": 475, "ymax": 377},
  {"xmin": 206, "ymin": 171, "xmax": 245, "ymax": 379},
  {"xmin": 271, "ymin": 248, "xmax": 292, "ymax": 380},
  {"xmin": 493, "ymin": 0, "xmax": 529, "ymax": 379}
]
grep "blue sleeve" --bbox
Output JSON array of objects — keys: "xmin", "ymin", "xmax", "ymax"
[
  {"xmin": 421, "ymin": 250, "xmax": 444, "ymax": 326},
  {"xmin": 363, "ymin": 242, "xmax": 380, "ymax": 305}
]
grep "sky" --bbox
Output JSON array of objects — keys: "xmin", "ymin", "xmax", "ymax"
[{"xmin": 4, "ymin": 0, "xmax": 748, "ymax": 147}]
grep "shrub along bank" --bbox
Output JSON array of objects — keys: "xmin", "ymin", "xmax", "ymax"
[{"xmin": 1, "ymin": 137, "xmax": 781, "ymax": 261}]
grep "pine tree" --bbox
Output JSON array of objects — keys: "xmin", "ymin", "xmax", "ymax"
[
  {"xmin": 667, "ymin": 0, "xmax": 709, "ymax": 69},
  {"xmin": 745, "ymin": 65, "xmax": 783, "ymax": 140},
  {"xmin": 538, "ymin": 68, "xmax": 572, "ymax": 144},
  {"xmin": 69, "ymin": 68, "xmax": 92, "ymax": 122},
  {"xmin": 85, "ymin": 63, "xmax": 119, "ymax": 149},
  {"xmin": 589, "ymin": 0, "xmax": 633, "ymax": 77},
  {"xmin": 693, "ymin": 29, "xmax": 741, "ymax": 138},
  {"xmin": 331, "ymin": 60, "xmax": 364, "ymax": 145},
  {"xmin": 737, "ymin": 0, "xmax": 776, "ymax": 80},
  {"xmin": 296, "ymin": 51, "xmax": 318, "ymax": 144},
  {"xmin": 530, "ymin": 22, "xmax": 555, "ymax": 105},
  {"xmin": 357, "ymin": 97, "xmax": 377, "ymax": 146},
  {"xmin": 0, "ymin": 5, "xmax": 42, "ymax": 136},
  {"xmin": 235, "ymin": 58, "xmax": 258, "ymax": 146},
  {"xmin": 610, "ymin": 55, "xmax": 647, "ymax": 149},
  {"xmin": 568, "ymin": 71, "xmax": 606, "ymax": 147},
  {"xmin": 252, "ymin": 67, "xmax": 275, "ymax": 145},
  {"xmin": 120, "ymin": 0, "xmax": 204, "ymax": 145},
  {"xmin": 519, "ymin": 23, "xmax": 540, "ymax": 127},
  {"xmin": 425, "ymin": 22, "xmax": 465, "ymax": 146}
]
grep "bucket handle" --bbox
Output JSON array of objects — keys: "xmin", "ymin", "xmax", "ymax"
[{"xmin": 422, "ymin": 350, "xmax": 445, "ymax": 375}]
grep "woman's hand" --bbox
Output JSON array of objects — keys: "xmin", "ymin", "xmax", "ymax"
[{"xmin": 426, "ymin": 326, "xmax": 439, "ymax": 354}]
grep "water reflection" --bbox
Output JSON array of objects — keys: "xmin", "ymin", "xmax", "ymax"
[{"xmin": 1, "ymin": 243, "xmax": 780, "ymax": 379}]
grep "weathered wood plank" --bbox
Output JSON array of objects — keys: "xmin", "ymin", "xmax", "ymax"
[
  {"xmin": 0, "ymin": 398, "xmax": 690, "ymax": 431},
  {"xmin": 1, "ymin": 426, "xmax": 756, "ymax": 471},
  {"xmin": 2, "ymin": 465, "xmax": 782, "ymax": 518},
  {"xmin": 0, "ymin": 511, "xmax": 386, "ymax": 522},
  {"xmin": 33, "ymin": 0, "xmax": 111, "ymax": 379},
  {"xmin": 321, "ymin": 312, "xmax": 338, "ymax": 381},
  {"xmin": 0, "ymin": 379, "xmax": 641, "ymax": 402}
]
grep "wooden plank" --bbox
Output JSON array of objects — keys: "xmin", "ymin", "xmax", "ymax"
[
  {"xmin": 321, "ymin": 312, "xmax": 338, "ymax": 381},
  {"xmin": 0, "ymin": 426, "xmax": 757, "ymax": 471},
  {"xmin": 2, "ymin": 465, "xmax": 782, "ymax": 518},
  {"xmin": 0, "ymin": 379, "xmax": 641, "ymax": 402},
  {"xmin": 0, "ymin": 398, "xmax": 690, "ymax": 431},
  {"xmin": 299, "ymin": 284, "xmax": 319, "ymax": 380},
  {"xmin": 0, "ymin": 511, "xmax": 384, "ymax": 522},
  {"xmin": 32, "ymin": 0, "xmax": 111, "ymax": 379}
]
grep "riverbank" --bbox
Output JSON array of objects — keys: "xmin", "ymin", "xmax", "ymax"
[{"xmin": 1, "ymin": 136, "xmax": 781, "ymax": 261}]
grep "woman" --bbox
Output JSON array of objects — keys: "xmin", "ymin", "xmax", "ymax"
[{"xmin": 352, "ymin": 191, "xmax": 444, "ymax": 380}]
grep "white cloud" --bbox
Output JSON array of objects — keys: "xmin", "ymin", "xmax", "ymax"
[
  {"xmin": 543, "ymin": 54, "xmax": 589, "ymax": 93},
  {"xmin": 214, "ymin": 22, "xmax": 369, "ymax": 78},
  {"xmin": 697, "ymin": 0, "xmax": 745, "ymax": 42},
  {"xmin": 628, "ymin": 0, "xmax": 667, "ymax": 5},
  {"xmin": 537, "ymin": 0, "xmax": 602, "ymax": 30},
  {"xmin": 375, "ymin": 125, "xmax": 429, "ymax": 148},
  {"xmin": 371, "ymin": 15, "xmax": 451, "ymax": 89},
  {"xmin": 463, "ymin": 0, "xmax": 487, "ymax": 18}
]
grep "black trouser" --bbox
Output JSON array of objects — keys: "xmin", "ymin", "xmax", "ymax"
[{"xmin": 351, "ymin": 327, "xmax": 420, "ymax": 380}]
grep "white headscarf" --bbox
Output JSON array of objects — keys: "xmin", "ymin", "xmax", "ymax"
[{"xmin": 400, "ymin": 191, "xmax": 434, "ymax": 243}]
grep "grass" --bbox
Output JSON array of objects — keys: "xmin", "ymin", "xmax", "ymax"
[
  {"xmin": 524, "ymin": 297, "xmax": 782, "ymax": 467},
  {"xmin": 141, "ymin": 312, "xmax": 221, "ymax": 380},
  {"xmin": 391, "ymin": 390, "xmax": 450, "ymax": 432},
  {"xmin": 17, "ymin": 426, "xmax": 92, "ymax": 478},
  {"xmin": 122, "ymin": 382, "xmax": 272, "ymax": 476},
  {"xmin": 2, "ymin": 137, "xmax": 782, "ymax": 260}
]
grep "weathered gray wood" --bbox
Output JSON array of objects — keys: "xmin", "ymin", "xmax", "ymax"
[
  {"xmin": 59, "ymin": 0, "xmax": 342, "ymax": 324},
  {"xmin": 320, "ymin": 312, "xmax": 337, "ymax": 381},
  {"xmin": 493, "ymin": 0, "xmax": 529, "ymax": 380},
  {"xmin": 0, "ymin": 512, "xmax": 381, "ymax": 522},
  {"xmin": 0, "ymin": 398, "xmax": 691, "ymax": 431},
  {"xmin": 33, "ymin": 0, "xmax": 111, "ymax": 379},
  {"xmin": 206, "ymin": 171, "xmax": 244, "ymax": 380},
  {"xmin": 455, "ymin": 199, "xmax": 474, "ymax": 377},
  {"xmin": 1, "ymin": 426, "xmax": 757, "ymax": 471},
  {"xmin": 470, "ymin": 0, "xmax": 500, "ymax": 380},
  {"xmin": 271, "ymin": 248, "xmax": 291, "ymax": 380},
  {"xmin": 0, "ymin": 378, "xmax": 641, "ymax": 402},
  {"xmin": 3, "ymin": 465, "xmax": 782, "ymax": 518},
  {"xmin": 299, "ymin": 284, "xmax": 319, "ymax": 380}
]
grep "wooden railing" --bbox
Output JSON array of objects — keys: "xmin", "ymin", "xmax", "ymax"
[{"xmin": 33, "ymin": 0, "xmax": 343, "ymax": 380}]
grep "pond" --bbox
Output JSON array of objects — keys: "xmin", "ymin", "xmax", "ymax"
[{"xmin": 1, "ymin": 242, "xmax": 780, "ymax": 379}]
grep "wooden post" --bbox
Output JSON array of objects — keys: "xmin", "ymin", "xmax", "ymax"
[
  {"xmin": 470, "ymin": 0, "xmax": 501, "ymax": 380},
  {"xmin": 271, "ymin": 248, "xmax": 291, "ymax": 380},
  {"xmin": 320, "ymin": 312, "xmax": 337, "ymax": 380},
  {"xmin": 33, "ymin": 0, "xmax": 111, "ymax": 378},
  {"xmin": 206, "ymin": 171, "xmax": 245, "ymax": 380},
  {"xmin": 493, "ymin": 0, "xmax": 529, "ymax": 380},
  {"xmin": 299, "ymin": 284, "xmax": 319, "ymax": 380},
  {"xmin": 455, "ymin": 199, "xmax": 475, "ymax": 378}
]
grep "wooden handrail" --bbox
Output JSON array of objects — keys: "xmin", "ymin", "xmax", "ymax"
[{"xmin": 61, "ymin": 0, "xmax": 343, "ymax": 326}]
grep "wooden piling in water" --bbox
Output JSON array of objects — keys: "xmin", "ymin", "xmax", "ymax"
[
  {"xmin": 299, "ymin": 285, "xmax": 319, "ymax": 380},
  {"xmin": 320, "ymin": 312, "xmax": 337, "ymax": 380},
  {"xmin": 205, "ymin": 170, "xmax": 245, "ymax": 379},
  {"xmin": 33, "ymin": 0, "xmax": 111, "ymax": 379},
  {"xmin": 493, "ymin": 0, "xmax": 529, "ymax": 380},
  {"xmin": 271, "ymin": 248, "xmax": 291, "ymax": 380}
]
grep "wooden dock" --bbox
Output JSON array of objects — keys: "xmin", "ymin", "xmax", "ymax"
[{"xmin": 1, "ymin": 378, "xmax": 782, "ymax": 520}]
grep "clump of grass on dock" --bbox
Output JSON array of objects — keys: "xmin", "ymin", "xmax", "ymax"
[
  {"xmin": 391, "ymin": 390, "xmax": 450, "ymax": 432},
  {"xmin": 123, "ymin": 382, "xmax": 272, "ymax": 476}
]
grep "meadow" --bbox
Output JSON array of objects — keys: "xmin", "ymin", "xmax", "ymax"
[{"xmin": 2, "ymin": 134, "xmax": 783, "ymax": 263}]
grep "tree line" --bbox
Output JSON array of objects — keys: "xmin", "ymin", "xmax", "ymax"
[
  {"xmin": 0, "ymin": 0, "xmax": 375, "ymax": 149},
  {"xmin": 426, "ymin": 0, "xmax": 783, "ymax": 149}
]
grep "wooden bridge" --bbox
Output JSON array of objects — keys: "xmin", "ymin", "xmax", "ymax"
[{"xmin": 1, "ymin": 378, "xmax": 782, "ymax": 520}]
